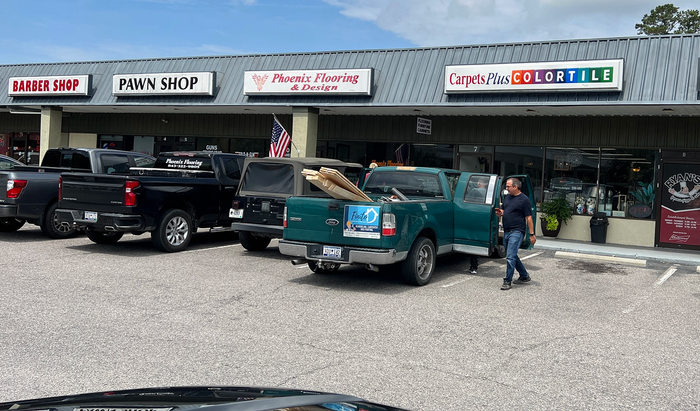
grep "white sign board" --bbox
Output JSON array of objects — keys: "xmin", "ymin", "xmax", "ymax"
[
  {"xmin": 444, "ymin": 59, "xmax": 624, "ymax": 93},
  {"xmin": 113, "ymin": 72, "xmax": 215, "ymax": 96},
  {"xmin": 244, "ymin": 68, "xmax": 372, "ymax": 95},
  {"xmin": 8, "ymin": 75, "xmax": 91, "ymax": 96},
  {"xmin": 417, "ymin": 117, "xmax": 432, "ymax": 135}
]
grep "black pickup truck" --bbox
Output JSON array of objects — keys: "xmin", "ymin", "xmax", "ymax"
[
  {"xmin": 56, "ymin": 151, "xmax": 246, "ymax": 252},
  {"xmin": 0, "ymin": 148, "xmax": 155, "ymax": 237},
  {"xmin": 230, "ymin": 157, "xmax": 363, "ymax": 251}
]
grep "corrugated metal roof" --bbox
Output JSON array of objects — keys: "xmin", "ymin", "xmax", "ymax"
[{"xmin": 1, "ymin": 34, "xmax": 699, "ymax": 115}]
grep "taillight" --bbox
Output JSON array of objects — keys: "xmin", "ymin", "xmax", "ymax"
[
  {"xmin": 283, "ymin": 206, "xmax": 288, "ymax": 228},
  {"xmin": 125, "ymin": 180, "xmax": 139, "ymax": 206},
  {"xmin": 382, "ymin": 213, "xmax": 396, "ymax": 236},
  {"xmin": 58, "ymin": 176, "xmax": 62, "ymax": 200},
  {"xmin": 231, "ymin": 200, "xmax": 240, "ymax": 209},
  {"xmin": 7, "ymin": 179, "xmax": 27, "ymax": 198}
]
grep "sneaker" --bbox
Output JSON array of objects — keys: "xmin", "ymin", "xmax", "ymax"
[
  {"xmin": 468, "ymin": 266, "xmax": 478, "ymax": 274},
  {"xmin": 501, "ymin": 280, "xmax": 512, "ymax": 290},
  {"xmin": 513, "ymin": 276, "xmax": 531, "ymax": 284}
]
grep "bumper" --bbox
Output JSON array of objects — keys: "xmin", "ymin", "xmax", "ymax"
[
  {"xmin": 231, "ymin": 222, "xmax": 284, "ymax": 237},
  {"xmin": 0, "ymin": 204, "xmax": 18, "ymax": 218},
  {"xmin": 279, "ymin": 239, "xmax": 398, "ymax": 265},
  {"xmin": 55, "ymin": 209, "xmax": 147, "ymax": 232}
]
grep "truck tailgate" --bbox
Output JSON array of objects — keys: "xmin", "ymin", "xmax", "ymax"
[
  {"xmin": 284, "ymin": 197, "xmax": 385, "ymax": 248},
  {"xmin": 59, "ymin": 173, "xmax": 131, "ymax": 211}
]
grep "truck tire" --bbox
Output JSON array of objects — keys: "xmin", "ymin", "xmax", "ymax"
[
  {"xmin": 491, "ymin": 243, "xmax": 506, "ymax": 258},
  {"xmin": 151, "ymin": 209, "xmax": 192, "ymax": 252},
  {"xmin": 239, "ymin": 231, "xmax": 271, "ymax": 251},
  {"xmin": 86, "ymin": 230, "xmax": 124, "ymax": 244},
  {"xmin": 401, "ymin": 236, "xmax": 436, "ymax": 286},
  {"xmin": 308, "ymin": 261, "xmax": 341, "ymax": 273},
  {"xmin": 0, "ymin": 218, "xmax": 25, "ymax": 232},
  {"xmin": 41, "ymin": 202, "xmax": 78, "ymax": 239}
]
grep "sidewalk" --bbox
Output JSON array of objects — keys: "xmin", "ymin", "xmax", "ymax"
[{"xmin": 534, "ymin": 237, "xmax": 700, "ymax": 267}]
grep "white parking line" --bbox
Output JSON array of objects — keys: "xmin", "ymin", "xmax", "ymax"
[
  {"xmin": 655, "ymin": 265, "xmax": 678, "ymax": 287},
  {"xmin": 181, "ymin": 244, "xmax": 240, "ymax": 253},
  {"xmin": 697, "ymin": 266, "xmax": 700, "ymax": 273},
  {"xmin": 521, "ymin": 252, "xmax": 542, "ymax": 261},
  {"xmin": 441, "ymin": 278, "xmax": 473, "ymax": 288}
]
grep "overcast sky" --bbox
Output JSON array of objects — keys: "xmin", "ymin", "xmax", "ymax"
[{"xmin": 1, "ymin": 0, "xmax": 697, "ymax": 65}]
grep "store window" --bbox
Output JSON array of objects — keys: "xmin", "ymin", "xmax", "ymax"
[
  {"xmin": 197, "ymin": 137, "xmax": 229, "ymax": 152},
  {"xmin": 495, "ymin": 146, "xmax": 544, "ymax": 207},
  {"xmin": 231, "ymin": 138, "xmax": 266, "ymax": 158},
  {"xmin": 599, "ymin": 149, "xmax": 658, "ymax": 219},
  {"xmin": 411, "ymin": 144, "xmax": 453, "ymax": 168},
  {"xmin": 543, "ymin": 148, "xmax": 599, "ymax": 215}
]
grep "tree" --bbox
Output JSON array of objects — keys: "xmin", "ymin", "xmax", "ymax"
[{"xmin": 636, "ymin": 4, "xmax": 700, "ymax": 35}]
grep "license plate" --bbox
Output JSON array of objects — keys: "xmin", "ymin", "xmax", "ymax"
[
  {"xmin": 323, "ymin": 245, "xmax": 342, "ymax": 258},
  {"xmin": 229, "ymin": 208, "xmax": 243, "ymax": 218},
  {"xmin": 84, "ymin": 211, "xmax": 98, "ymax": 222}
]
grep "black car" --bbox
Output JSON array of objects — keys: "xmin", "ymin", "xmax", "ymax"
[{"xmin": 0, "ymin": 386, "xmax": 411, "ymax": 411}]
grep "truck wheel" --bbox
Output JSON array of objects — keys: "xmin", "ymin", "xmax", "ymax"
[
  {"xmin": 151, "ymin": 209, "xmax": 192, "ymax": 252},
  {"xmin": 86, "ymin": 230, "xmax": 124, "ymax": 244},
  {"xmin": 491, "ymin": 243, "xmax": 506, "ymax": 258},
  {"xmin": 401, "ymin": 237, "xmax": 436, "ymax": 286},
  {"xmin": 41, "ymin": 202, "xmax": 78, "ymax": 239},
  {"xmin": 308, "ymin": 261, "xmax": 341, "ymax": 273},
  {"xmin": 0, "ymin": 218, "xmax": 25, "ymax": 232},
  {"xmin": 239, "ymin": 231, "xmax": 271, "ymax": 251}
]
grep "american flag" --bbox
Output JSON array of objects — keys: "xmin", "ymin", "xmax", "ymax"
[{"xmin": 269, "ymin": 115, "xmax": 291, "ymax": 157}]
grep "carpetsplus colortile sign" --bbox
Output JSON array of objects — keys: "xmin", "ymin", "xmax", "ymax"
[{"xmin": 444, "ymin": 59, "xmax": 623, "ymax": 93}]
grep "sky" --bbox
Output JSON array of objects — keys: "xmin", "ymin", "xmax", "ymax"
[{"xmin": 1, "ymin": 0, "xmax": 698, "ymax": 65}]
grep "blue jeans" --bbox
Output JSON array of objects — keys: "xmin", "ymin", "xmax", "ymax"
[{"xmin": 504, "ymin": 231, "xmax": 529, "ymax": 282}]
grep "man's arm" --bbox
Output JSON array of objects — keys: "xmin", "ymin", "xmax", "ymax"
[{"xmin": 526, "ymin": 215, "xmax": 536, "ymax": 244}]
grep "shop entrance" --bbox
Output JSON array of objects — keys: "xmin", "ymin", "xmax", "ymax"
[
  {"xmin": 656, "ymin": 150, "xmax": 700, "ymax": 250},
  {"xmin": 457, "ymin": 145, "xmax": 492, "ymax": 173},
  {"xmin": 154, "ymin": 136, "xmax": 195, "ymax": 154}
]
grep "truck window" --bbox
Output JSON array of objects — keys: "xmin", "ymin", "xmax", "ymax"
[
  {"xmin": 62, "ymin": 152, "xmax": 91, "ymax": 170},
  {"xmin": 464, "ymin": 175, "xmax": 489, "ymax": 204},
  {"xmin": 133, "ymin": 155, "xmax": 155, "ymax": 168},
  {"xmin": 240, "ymin": 162, "xmax": 295, "ymax": 194},
  {"xmin": 365, "ymin": 171, "xmax": 443, "ymax": 198},
  {"xmin": 155, "ymin": 156, "xmax": 212, "ymax": 171},
  {"xmin": 100, "ymin": 154, "xmax": 131, "ymax": 174},
  {"xmin": 41, "ymin": 150, "xmax": 61, "ymax": 167}
]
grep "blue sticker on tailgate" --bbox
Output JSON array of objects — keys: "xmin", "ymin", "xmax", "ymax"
[{"xmin": 343, "ymin": 205, "xmax": 381, "ymax": 239}]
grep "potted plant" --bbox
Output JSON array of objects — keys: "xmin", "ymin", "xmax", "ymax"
[
  {"xmin": 540, "ymin": 195, "xmax": 573, "ymax": 237},
  {"xmin": 629, "ymin": 183, "xmax": 655, "ymax": 218}
]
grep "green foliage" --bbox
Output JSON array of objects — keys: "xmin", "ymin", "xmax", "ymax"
[
  {"xmin": 541, "ymin": 195, "xmax": 573, "ymax": 226},
  {"xmin": 631, "ymin": 183, "xmax": 656, "ymax": 206},
  {"xmin": 545, "ymin": 215, "xmax": 560, "ymax": 231},
  {"xmin": 636, "ymin": 4, "xmax": 700, "ymax": 35}
]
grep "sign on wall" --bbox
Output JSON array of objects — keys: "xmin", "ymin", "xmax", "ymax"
[
  {"xmin": 244, "ymin": 68, "xmax": 372, "ymax": 95},
  {"xmin": 113, "ymin": 72, "xmax": 215, "ymax": 96},
  {"xmin": 8, "ymin": 75, "xmax": 91, "ymax": 96},
  {"xmin": 444, "ymin": 59, "xmax": 624, "ymax": 93},
  {"xmin": 417, "ymin": 117, "xmax": 432, "ymax": 135},
  {"xmin": 659, "ymin": 163, "xmax": 700, "ymax": 247}
]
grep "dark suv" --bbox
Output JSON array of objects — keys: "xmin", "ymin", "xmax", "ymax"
[{"xmin": 230, "ymin": 157, "xmax": 363, "ymax": 251}]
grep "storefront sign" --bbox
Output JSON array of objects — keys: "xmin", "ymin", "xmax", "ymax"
[
  {"xmin": 112, "ymin": 72, "xmax": 215, "ymax": 96},
  {"xmin": 659, "ymin": 164, "xmax": 700, "ymax": 247},
  {"xmin": 444, "ymin": 59, "xmax": 624, "ymax": 93},
  {"xmin": 244, "ymin": 69, "xmax": 372, "ymax": 95},
  {"xmin": 8, "ymin": 75, "xmax": 91, "ymax": 96},
  {"xmin": 417, "ymin": 117, "xmax": 432, "ymax": 135}
]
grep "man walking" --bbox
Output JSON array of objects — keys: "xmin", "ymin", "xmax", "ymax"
[{"xmin": 495, "ymin": 178, "xmax": 536, "ymax": 290}]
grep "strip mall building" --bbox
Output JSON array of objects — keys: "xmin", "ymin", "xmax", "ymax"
[{"xmin": 1, "ymin": 34, "xmax": 699, "ymax": 250}]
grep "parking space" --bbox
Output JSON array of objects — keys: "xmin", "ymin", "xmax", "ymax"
[{"xmin": 1, "ymin": 225, "xmax": 699, "ymax": 410}]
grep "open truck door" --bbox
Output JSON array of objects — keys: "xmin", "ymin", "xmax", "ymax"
[
  {"xmin": 453, "ymin": 173, "xmax": 501, "ymax": 257},
  {"xmin": 496, "ymin": 174, "xmax": 537, "ymax": 250}
]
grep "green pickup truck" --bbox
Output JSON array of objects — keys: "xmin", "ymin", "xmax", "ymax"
[{"xmin": 279, "ymin": 166, "xmax": 536, "ymax": 286}]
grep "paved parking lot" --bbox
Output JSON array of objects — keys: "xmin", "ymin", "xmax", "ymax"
[{"xmin": 1, "ymin": 226, "xmax": 699, "ymax": 410}]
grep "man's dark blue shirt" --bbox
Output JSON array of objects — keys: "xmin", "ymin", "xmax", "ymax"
[{"xmin": 502, "ymin": 193, "xmax": 532, "ymax": 233}]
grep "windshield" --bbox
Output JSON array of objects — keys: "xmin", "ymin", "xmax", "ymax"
[{"xmin": 364, "ymin": 171, "xmax": 443, "ymax": 198}]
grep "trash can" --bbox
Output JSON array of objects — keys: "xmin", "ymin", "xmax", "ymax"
[{"xmin": 590, "ymin": 212, "xmax": 609, "ymax": 244}]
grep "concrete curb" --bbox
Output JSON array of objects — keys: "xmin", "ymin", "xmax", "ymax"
[{"xmin": 555, "ymin": 251, "xmax": 647, "ymax": 267}]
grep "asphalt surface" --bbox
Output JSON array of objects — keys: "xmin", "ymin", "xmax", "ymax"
[{"xmin": 1, "ymin": 226, "xmax": 699, "ymax": 410}]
